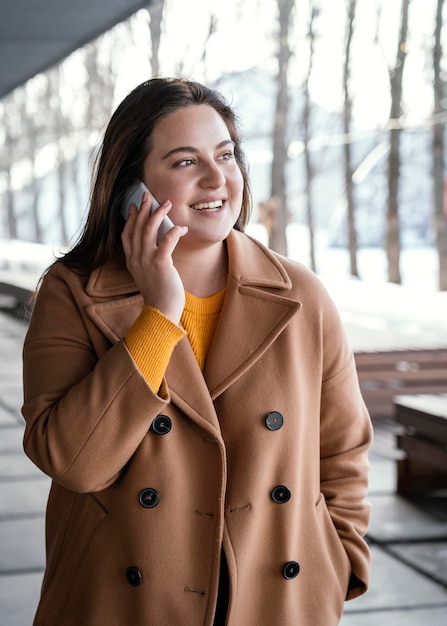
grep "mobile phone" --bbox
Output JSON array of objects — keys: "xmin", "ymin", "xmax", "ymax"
[{"xmin": 121, "ymin": 181, "xmax": 174, "ymax": 243}]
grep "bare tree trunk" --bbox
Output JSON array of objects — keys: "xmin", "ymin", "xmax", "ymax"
[
  {"xmin": 57, "ymin": 164, "xmax": 69, "ymax": 245},
  {"xmin": 30, "ymin": 160, "xmax": 44, "ymax": 243},
  {"xmin": 47, "ymin": 68, "xmax": 70, "ymax": 245},
  {"xmin": 21, "ymin": 86, "xmax": 43, "ymax": 243},
  {"xmin": 1, "ymin": 88, "xmax": 37, "ymax": 239},
  {"xmin": 386, "ymin": 0, "xmax": 410, "ymax": 284},
  {"xmin": 269, "ymin": 0, "xmax": 294, "ymax": 255},
  {"xmin": 343, "ymin": 0, "xmax": 359, "ymax": 278},
  {"xmin": 302, "ymin": 2, "xmax": 319, "ymax": 272},
  {"xmin": 200, "ymin": 14, "xmax": 217, "ymax": 83},
  {"xmin": 2, "ymin": 118, "xmax": 17, "ymax": 239},
  {"xmin": 148, "ymin": 0, "xmax": 165, "ymax": 76},
  {"xmin": 433, "ymin": 0, "xmax": 447, "ymax": 290},
  {"xmin": 84, "ymin": 39, "xmax": 115, "ymax": 129}
]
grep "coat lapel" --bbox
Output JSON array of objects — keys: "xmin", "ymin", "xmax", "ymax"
[
  {"xmin": 166, "ymin": 337, "xmax": 221, "ymax": 433},
  {"xmin": 203, "ymin": 231, "xmax": 302, "ymax": 399},
  {"xmin": 84, "ymin": 262, "xmax": 221, "ymax": 433}
]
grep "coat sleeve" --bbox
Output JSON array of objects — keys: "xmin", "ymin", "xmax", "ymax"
[
  {"xmin": 318, "ymin": 289, "xmax": 373, "ymax": 600},
  {"xmin": 22, "ymin": 266, "xmax": 169, "ymax": 493}
]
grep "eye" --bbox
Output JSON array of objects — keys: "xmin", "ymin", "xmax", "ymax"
[
  {"xmin": 176, "ymin": 158, "xmax": 195, "ymax": 167},
  {"xmin": 218, "ymin": 151, "xmax": 235, "ymax": 161}
]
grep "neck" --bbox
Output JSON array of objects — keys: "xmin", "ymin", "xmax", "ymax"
[{"xmin": 173, "ymin": 241, "xmax": 228, "ymax": 297}]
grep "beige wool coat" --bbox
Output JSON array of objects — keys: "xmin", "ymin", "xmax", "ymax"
[{"xmin": 22, "ymin": 229, "xmax": 372, "ymax": 626}]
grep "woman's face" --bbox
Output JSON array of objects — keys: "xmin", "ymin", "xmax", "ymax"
[{"xmin": 142, "ymin": 105, "xmax": 244, "ymax": 250}]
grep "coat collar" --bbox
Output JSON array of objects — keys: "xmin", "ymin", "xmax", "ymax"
[
  {"xmin": 84, "ymin": 230, "xmax": 301, "ymax": 425},
  {"xmin": 84, "ymin": 230, "xmax": 293, "ymax": 298},
  {"xmin": 203, "ymin": 230, "xmax": 301, "ymax": 398}
]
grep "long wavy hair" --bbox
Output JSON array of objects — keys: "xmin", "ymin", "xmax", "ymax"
[{"xmin": 61, "ymin": 77, "xmax": 252, "ymax": 272}]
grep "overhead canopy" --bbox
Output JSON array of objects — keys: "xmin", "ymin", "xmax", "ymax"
[{"xmin": 0, "ymin": 0, "xmax": 152, "ymax": 99}]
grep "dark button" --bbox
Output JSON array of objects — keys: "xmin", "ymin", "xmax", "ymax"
[
  {"xmin": 139, "ymin": 488, "xmax": 160, "ymax": 509},
  {"xmin": 265, "ymin": 411, "xmax": 284, "ymax": 431},
  {"xmin": 283, "ymin": 561, "xmax": 300, "ymax": 580},
  {"xmin": 126, "ymin": 566, "xmax": 143, "ymax": 586},
  {"xmin": 152, "ymin": 415, "xmax": 172, "ymax": 435},
  {"xmin": 271, "ymin": 485, "xmax": 291, "ymax": 504}
]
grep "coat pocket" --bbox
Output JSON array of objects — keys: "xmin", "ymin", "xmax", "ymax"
[{"xmin": 314, "ymin": 493, "xmax": 352, "ymax": 599}]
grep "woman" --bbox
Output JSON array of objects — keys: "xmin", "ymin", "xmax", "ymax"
[{"xmin": 22, "ymin": 77, "xmax": 372, "ymax": 625}]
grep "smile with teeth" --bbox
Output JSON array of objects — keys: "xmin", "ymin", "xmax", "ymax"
[{"xmin": 190, "ymin": 200, "xmax": 223, "ymax": 211}]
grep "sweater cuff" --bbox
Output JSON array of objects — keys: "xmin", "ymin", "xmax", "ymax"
[{"xmin": 125, "ymin": 306, "xmax": 186, "ymax": 392}]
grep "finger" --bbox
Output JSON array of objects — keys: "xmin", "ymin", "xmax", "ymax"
[
  {"xmin": 121, "ymin": 204, "xmax": 138, "ymax": 255},
  {"xmin": 157, "ymin": 225, "xmax": 188, "ymax": 256},
  {"xmin": 139, "ymin": 191, "xmax": 153, "ymax": 214},
  {"xmin": 154, "ymin": 197, "xmax": 173, "ymax": 218},
  {"xmin": 138, "ymin": 199, "xmax": 174, "ymax": 251},
  {"xmin": 130, "ymin": 194, "xmax": 156, "ymax": 253}
]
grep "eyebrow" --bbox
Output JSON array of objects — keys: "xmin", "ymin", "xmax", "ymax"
[{"xmin": 161, "ymin": 139, "xmax": 235, "ymax": 160}]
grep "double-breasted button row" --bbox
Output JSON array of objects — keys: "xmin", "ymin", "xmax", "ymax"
[
  {"xmin": 151, "ymin": 415, "xmax": 172, "ymax": 435},
  {"xmin": 126, "ymin": 561, "xmax": 299, "ymax": 586},
  {"xmin": 153, "ymin": 411, "xmax": 284, "ymax": 433},
  {"xmin": 265, "ymin": 411, "xmax": 284, "ymax": 431}
]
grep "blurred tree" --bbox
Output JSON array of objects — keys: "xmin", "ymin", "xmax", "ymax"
[
  {"xmin": 148, "ymin": 0, "xmax": 166, "ymax": 76},
  {"xmin": 386, "ymin": 0, "xmax": 411, "ymax": 284},
  {"xmin": 269, "ymin": 0, "xmax": 295, "ymax": 256},
  {"xmin": 28, "ymin": 128, "xmax": 44, "ymax": 244},
  {"xmin": 47, "ymin": 67, "xmax": 70, "ymax": 245},
  {"xmin": 1, "ymin": 99, "xmax": 18, "ymax": 240},
  {"xmin": 200, "ymin": 13, "xmax": 218, "ymax": 84},
  {"xmin": 343, "ymin": 0, "xmax": 359, "ymax": 278},
  {"xmin": 432, "ymin": 0, "xmax": 446, "ymax": 290},
  {"xmin": 1, "ymin": 81, "xmax": 48, "ymax": 243},
  {"xmin": 302, "ymin": 1, "xmax": 320, "ymax": 272},
  {"xmin": 84, "ymin": 37, "xmax": 115, "ymax": 130}
]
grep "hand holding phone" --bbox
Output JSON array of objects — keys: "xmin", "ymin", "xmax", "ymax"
[
  {"xmin": 121, "ymin": 181, "xmax": 174, "ymax": 244},
  {"xmin": 120, "ymin": 181, "xmax": 186, "ymax": 323}
]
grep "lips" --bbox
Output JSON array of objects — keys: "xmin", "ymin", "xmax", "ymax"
[{"xmin": 190, "ymin": 200, "xmax": 223, "ymax": 211}]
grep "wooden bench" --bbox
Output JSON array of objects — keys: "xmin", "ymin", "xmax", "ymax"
[
  {"xmin": 394, "ymin": 394, "xmax": 447, "ymax": 494},
  {"xmin": 355, "ymin": 349, "xmax": 447, "ymax": 419}
]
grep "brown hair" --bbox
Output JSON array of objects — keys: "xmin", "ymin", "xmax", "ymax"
[{"xmin": 61, "ymin": 77, "xmax": 251, "ymax": 272}]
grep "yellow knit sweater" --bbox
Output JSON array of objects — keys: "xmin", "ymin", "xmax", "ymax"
[{"xmin": 125, "ymin": 289, "xmax": 226, "ymax": 392}]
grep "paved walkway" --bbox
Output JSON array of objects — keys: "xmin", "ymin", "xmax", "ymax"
[{"xmin": 1, "ymin": 307, "xmax": 446, "ymax": 625}]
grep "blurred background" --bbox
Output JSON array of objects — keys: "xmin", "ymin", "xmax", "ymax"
[
  {"xmin": 0, "ymin": 0, "xmax": 446, "ymax": 293},
  {"xmin": 0, "ymin": 1, "xmax": 447, "ymax": 625}
]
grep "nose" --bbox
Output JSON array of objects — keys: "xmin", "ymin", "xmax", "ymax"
[{"xmin": 199, "ymin": 160, "xmax": 226, "ymax": 188}]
